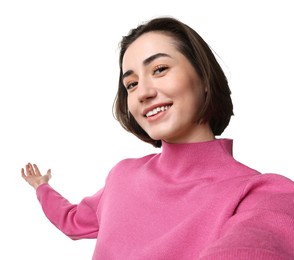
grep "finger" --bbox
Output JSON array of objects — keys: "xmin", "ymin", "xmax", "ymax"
[
  {"xmin": 33, "ymin": 164, "xmax": 41, "ymax": 176},
  {"xmin": 46, "ymin": 169, "xmax": 52, "ymax": 179},
  {"xmin": 28, "ymin": 163, "xmax": 35, "ymax": 175},
  {"xmin": 25, "ymin": 164, "xmax": 31, "ymax": 175},
  {"xmin": 21, "ymin": 168, "xmax": 27, "ymax": 178}
]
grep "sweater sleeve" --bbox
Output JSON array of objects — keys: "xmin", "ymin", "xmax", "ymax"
[
  {"xmin": 199, "ymin": 174, "xmax": 294, "ymax": 260},
  {"xmin": 36, "ymin": 183, "xmax": 103, "ymax": 240}
]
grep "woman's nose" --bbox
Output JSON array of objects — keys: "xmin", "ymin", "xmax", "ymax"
[{"xmin": 137, "ymin": 80, "xmax": 157, "ymax": 103}]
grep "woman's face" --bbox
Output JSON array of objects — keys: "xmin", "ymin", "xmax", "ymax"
[{"xmin": 122, "ymin": 32, "xmax": 214, "ymax": 143}]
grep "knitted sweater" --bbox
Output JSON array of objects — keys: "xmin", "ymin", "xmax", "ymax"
[{"xmin": 36, "ymin": 139, "xmax": 294, "ymax": 259}]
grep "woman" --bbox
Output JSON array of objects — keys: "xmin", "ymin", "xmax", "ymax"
[{"xmin": 22, "ymin": 17, "xmax": 294, "ymax": 259}]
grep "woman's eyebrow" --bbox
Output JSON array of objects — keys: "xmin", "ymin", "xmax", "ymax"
[
  {"xmin": 122, "ymin": 53, "xmax": 171, "ymax": 80},
  {"xmin": 143, "ymin": 52, "xmax": 171, "ymax": 66}
]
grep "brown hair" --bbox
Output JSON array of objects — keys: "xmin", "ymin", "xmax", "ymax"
[{"xmin": 113, "ymin": 16, "xmax": 233, "ymax": 148}]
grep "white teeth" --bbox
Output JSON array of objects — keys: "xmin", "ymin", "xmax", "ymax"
[{"xmin": 145, "ymin": 105, "xmax": 171, "ymax": 117}]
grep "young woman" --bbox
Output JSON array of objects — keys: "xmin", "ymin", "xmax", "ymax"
[{"xmin": 22, "ymin": 17, "xmax": 294, "ymax": 259}]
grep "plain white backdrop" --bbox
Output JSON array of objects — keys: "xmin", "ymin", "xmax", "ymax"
[{"xmin": 0, "ymin": 0, "xmax": 293, "ymax": 259}]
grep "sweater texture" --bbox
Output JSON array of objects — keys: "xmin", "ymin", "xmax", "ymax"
[{"xmin": 36, "ymin": 139, "xmax": 294, "ymax": 259}]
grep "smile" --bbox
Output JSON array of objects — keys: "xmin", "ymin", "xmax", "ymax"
[{"xmin": 145, "ymin": 105, "xmax": 171, "ymax": 117}]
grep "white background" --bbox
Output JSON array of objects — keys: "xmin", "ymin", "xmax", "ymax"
[{"xmin": 0, "ymin": 0, "xmax": 293, "ymax": 259}]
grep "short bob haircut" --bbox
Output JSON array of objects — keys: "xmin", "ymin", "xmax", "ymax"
[{"xmin": 113, "ymin": 17, "xmax": 233, "ymax": 148}]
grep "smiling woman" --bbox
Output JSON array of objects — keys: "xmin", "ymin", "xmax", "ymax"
[
  {"xmin": 122, "ymin": 32, "xmax": 213, "ymax": 144},
  {"xmin": 21, "ymin": 16, "xmax": 294, "ymax": 260},
  {"xmin": 115, "ymin": 18, "xmax": 233, "ymax": 148}
]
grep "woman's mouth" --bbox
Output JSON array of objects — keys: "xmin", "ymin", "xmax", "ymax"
[{"xmin": 145, "ymin": 105, "xmax": 172, "ymax": 117}]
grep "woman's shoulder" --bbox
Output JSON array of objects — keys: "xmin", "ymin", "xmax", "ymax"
[
  {"xmin": 236, "ymin": 172, "xmax": 294, "ymax": 214},
  {"xmin": 109, "ymin": 152, "xmax": 160, "ymax": 171},
  {"xmin": 243, "ymin": 172, "xmax": 294, "ymax": 192}
]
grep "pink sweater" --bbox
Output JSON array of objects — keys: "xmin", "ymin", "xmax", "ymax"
[{"xmin": 37, "ymin": 139, "xmax": 294, "ymax": 259}]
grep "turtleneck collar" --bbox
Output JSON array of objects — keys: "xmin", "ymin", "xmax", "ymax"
[{"xmin": 156, "ymin": 139, "xmax": 234, "ymax": 180}]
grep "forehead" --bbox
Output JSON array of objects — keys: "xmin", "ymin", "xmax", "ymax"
[{"xmin": 122, "ymin": 32, "xmax": 178, "ymax": 70}]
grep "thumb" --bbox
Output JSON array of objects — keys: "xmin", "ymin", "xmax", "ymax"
[{"xmin": 46, "ymin": 169, "xmax": 52, "ymax": 180}]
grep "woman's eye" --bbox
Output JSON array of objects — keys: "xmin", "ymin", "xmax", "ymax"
[
  {"xmin": 153, "ymin": 65, "xmax": 168, "ymax": 75},
  {"xmin": 126, "ymin": 81, "xmax": 138, "ymax": 90}
]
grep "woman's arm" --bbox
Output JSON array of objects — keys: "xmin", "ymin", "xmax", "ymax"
[{"xmin": 21, "ymin": 162, "xmax": 102, "ymax": 240}]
